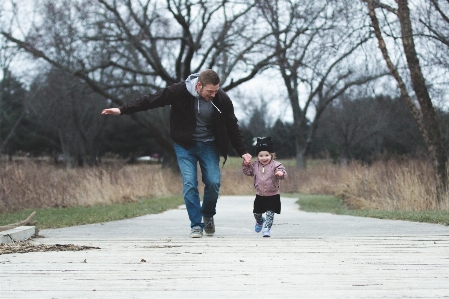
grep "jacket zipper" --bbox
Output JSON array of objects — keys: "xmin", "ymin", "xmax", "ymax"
[{"xmin": 261, "ymin": 164, "xmax": 265, "ymax": 196}]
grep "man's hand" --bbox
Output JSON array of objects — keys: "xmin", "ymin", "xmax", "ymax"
[
  {"xmin": 242, "ymin": 153, "xmax": 252, "ymax": 166},
  {"xmin": 101, "ymin": 108, "xmax": 121, "ymax": 115}
]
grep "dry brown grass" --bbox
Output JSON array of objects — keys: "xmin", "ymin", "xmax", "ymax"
[
  {"xmin": 333, "ymin": 160, "xmax": 448, "ymax": 211},
  {"xmin": 1, "ymin": 157, "xmax": 448, "ymax": 213},
  {"xmin": 222, "ymin": 157, "xmax": 449, "ymax": 211},
  {"xmin": 291, "ymin": 159, "xmax": 449, "ymax": 211},
  {"xmin": 0, "ymin": 160, "xmax": 181, "ymax": 213}
]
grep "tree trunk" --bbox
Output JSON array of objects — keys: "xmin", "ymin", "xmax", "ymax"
[
  {"xmin": 366, "ymin": 0, "xmax": 447, "ymax": 202},
  {"xmin": 396, "ymin": 0, "xmax": 447, "ymax": 200},
  {"xmin": 292, "ymin": 101, "xmax": 307, "ymax": 169}
]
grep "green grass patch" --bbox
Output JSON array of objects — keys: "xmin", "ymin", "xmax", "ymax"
[
  {"xmin": 287, "ymin": 193, "xmax": 449, "ymax": 225},
  {"xmin": 0, "ymin": 195, "xmax": 184, "ymax": 229}
]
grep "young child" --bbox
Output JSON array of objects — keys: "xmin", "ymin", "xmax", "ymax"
[{"xmin": 242, "ymin": 137, "xmax": 288, "ymax": 237}]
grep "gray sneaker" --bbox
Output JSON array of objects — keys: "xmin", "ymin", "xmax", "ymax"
[
  {"xmin": 203, "ymin": 216, "xmax": 215, "ymax": 236},
  {"xmin": 190, "ymin": 226, "xmax": 203, "ymax": 238}
]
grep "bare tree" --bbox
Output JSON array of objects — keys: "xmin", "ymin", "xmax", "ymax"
[
  {"xmin": 257, "ymin": 0, "xmax": 384, "ymax": 169},
  {"xmin": 363, "ymin": 0, "xmax": 447, "ymax": 201},
  {"xmin": 319, "ymin": 96, "xmax": 386, "ymax": 165},
  {"xmin": 0, "ymin": 5, "xmax": 25, "ymax": 156},
  {"xmin": 416, "ymin": 0, "xmax": 449, "ymax": 105},
  {"xmin": 316, "ymin": 94, "xmax": 424, "ymax": 164},
  {"xmin": 418, "ymin": 0, "xmax": 449, "ymax": 60},
  {"xmin": 28, "ymin": 68, "xmax": 108, "ymax": 167},
  {"xmin": 1, "ymin": 0, "xmax": 276, "ymax": 166},
  {"xmin": 237, "ymin": 91, "xmax": 272, "ymax": 138}
]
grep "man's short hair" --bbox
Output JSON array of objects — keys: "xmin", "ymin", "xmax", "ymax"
[{"xmin": 198, "ymin": 69, "xmax": 220, "ymax": 86}]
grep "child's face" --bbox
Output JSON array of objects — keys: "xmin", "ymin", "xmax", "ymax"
[{"xmin": 257, "ymin": 151, "xmax": 272, "ymax": 165}]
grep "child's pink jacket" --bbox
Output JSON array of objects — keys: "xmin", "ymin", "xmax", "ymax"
[{"xmin": 242, "ymin": 160, "xmax": 288, "ymax": 196}]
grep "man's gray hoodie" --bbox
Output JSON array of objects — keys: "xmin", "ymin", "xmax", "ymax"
[{"xmin": 185, "ymin": 73, "xmax": 219, "ymax": 142}]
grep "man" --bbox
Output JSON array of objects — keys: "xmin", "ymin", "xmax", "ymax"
[{"xmin": 102, "ymin": 69, "xmax": 252, "ymax": 238}]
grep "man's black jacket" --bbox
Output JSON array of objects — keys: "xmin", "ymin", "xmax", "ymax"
[{"xmin": 119, "ymin": 81, "xmax": 248, "ymax": 162}]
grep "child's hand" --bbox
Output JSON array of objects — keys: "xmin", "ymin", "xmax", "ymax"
[
  {"xmin": 242, "ymin": 153, "xmax": 252, "ymax": 166},
  {"xmin": 275, "ymin": 171, "xmax": 284, "ymax": 178}
]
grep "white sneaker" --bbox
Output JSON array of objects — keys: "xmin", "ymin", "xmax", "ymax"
[
  {"xmin": 262, "ymin": 228, "xmax": 270, "ymax": 237},
  {"xmin": 190, "ymin": 226, "xmax": 203, "ymax": 238}
]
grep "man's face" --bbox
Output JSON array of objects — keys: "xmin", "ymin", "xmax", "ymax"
[{"xmin": 197, "ymin": 82, "xmax": 219, "ymax": 102}]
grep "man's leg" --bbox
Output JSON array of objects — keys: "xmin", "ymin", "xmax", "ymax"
[
  {"xmin": 198, "ymin": 141, "xmax": 221, "ymax": 218},
  {"xmin": 174, "ymin": 143, "xmax": 203, "ymax": 231},
  {"xmin": 197, "ymin": 141, "xmax": 220, "ymax": 235}
]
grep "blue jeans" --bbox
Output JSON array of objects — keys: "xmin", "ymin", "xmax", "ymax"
[{"xmin": 174, "ymin": 141, "xmax": 221, "ymax": 228}]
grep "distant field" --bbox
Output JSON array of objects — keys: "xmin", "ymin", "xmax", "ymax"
[
  {"xmin": 1, "ymin": 155, "xmax": 448, "ymax": 229},
  {"xmin": 222, "ymin": 156, "xmax": 329, "ymax": 169}
]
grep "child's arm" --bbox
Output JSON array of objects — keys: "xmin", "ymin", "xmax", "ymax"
[
  {"xmin": 275, "ymin": 163, "xmax": 287, "ymax": 179},
  {"xmin": 242, "ymin": 162, "xmax": 254, "ymax": 176}
]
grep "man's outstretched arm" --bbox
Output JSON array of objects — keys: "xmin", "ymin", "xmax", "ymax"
[{"xmin": 101, "ymin": 108, "xmax": 121, "ymax": 115}]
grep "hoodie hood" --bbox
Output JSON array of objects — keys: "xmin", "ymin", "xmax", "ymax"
[
  {"xmin": 185, "ymin": 73, "xmax": 200, "ymax": 97},
  {"xmin": 185, "ymin": 72, "xmax": 222, "ymax": 115}
]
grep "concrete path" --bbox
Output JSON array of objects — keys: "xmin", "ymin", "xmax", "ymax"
[{"xmin": 1, "ymin": 196, "xmax": 448, "ymax": 298}]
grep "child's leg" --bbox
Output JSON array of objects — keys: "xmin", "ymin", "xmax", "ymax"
[
  {"xmin": 253, "ymin": 213, "xmax": 263, "ymax": 224},
  {"xmin": 264, "ymin": 210, "xmax": 275, "ymax": 228},
  {"xmin": 254, "ymin": 213, "xmax": 264, "ymax": 233}
]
